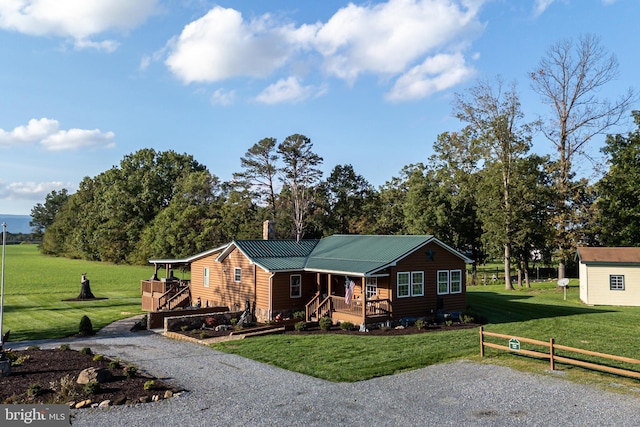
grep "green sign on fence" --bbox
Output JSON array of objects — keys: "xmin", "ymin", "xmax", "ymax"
[{"xmin": 509, "ymin": 338, "xmax": 521, "ymax": 351}]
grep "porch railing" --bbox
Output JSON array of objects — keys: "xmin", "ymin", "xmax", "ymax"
[
  {"xmin": 305, "ymin": 293, "xmax": 332, "ymax": 321},
  {"xmin": 157, "ymin": 281, "xmax": 190, "ymax": 311},
  {"xmin": 305, "ymin": 293, "xmax": 392, "ymax": 322}
]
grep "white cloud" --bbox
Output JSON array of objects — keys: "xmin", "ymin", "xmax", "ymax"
[
  {"xmin": 0, "ymin": 0, "xmax": 159, "ymax": 51},
  {"xmin": 0, "ymin": 180, "xmax": 73, "ymax": 201},
  {"xmin": 164, "ymin": 0, "xmax": 484, "ymax": 101},
  {"xmin": 386, "ymin": 53, "xmax": 475, "ymax": 101},
  {"xmin": 165, "ymin": 6, "xmax": 296, "ymax": 83},
  {"xmin": 210, "ymin": 88, "xmax": 236, "ymax": 106},
  {"xmin": 255, "ymin": 77, "xmax": 324, "ymax": 105},
  {"xmin": 533, "ymin": 0, "xmax": 556, "ymax": 16},
  {"xmin": 315, "ymin": 0, "xmax": 483, "ymax": 81},
  {"xmin": 0, "ymin": 118, "xmax": 115, "ymax": 151}
]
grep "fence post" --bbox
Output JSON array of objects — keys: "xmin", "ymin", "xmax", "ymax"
[
  {"xmin": 549, "ymin": 338, "xmax": 555, "ymax": 371},
  {"xmin": 480, "ymin": 326, "xmax": 484, "ymax": 357}
]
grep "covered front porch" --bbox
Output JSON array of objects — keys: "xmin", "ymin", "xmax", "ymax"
[{"xmin": 304, "ymin": 273, "xmax": 392, "ymax": 325}]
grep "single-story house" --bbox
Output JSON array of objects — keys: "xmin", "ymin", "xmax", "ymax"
[
  {"xmin": 577, "ymin": 247, "xmax": 640, "ymax": 306},
  {"xmin": 142, "ymin": 229, "xmax": 473, "ymax": 326}
]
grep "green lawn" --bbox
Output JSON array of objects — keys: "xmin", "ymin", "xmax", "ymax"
[
  {"xmin": 213, "ymin": 280, "xmax": 640, "ymax": 385},
  {"xmin": 4, "ymin": 245, "xmax": 640, "ymax": 388},
  {"xmin": 1, "ymin": 244, "xmax": 151, "ymax": 341}
]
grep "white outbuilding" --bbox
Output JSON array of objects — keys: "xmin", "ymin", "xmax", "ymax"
[{"xmin": 577, "ymin": 247, "xmax": 640, "ymax": 306}]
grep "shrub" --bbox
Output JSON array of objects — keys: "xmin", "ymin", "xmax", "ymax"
[
  {"xmin": 445, "ymin": 320, "xmax": 453, "ymax": 327},
  {"xmin": 339, "ymin": 321, "xmax": 354, "ymax": 331},
  {"xmin": 143, "ymin": 380, "xmax": 156, "ymax": 391},
  {"xmin": 292, "ymin": 311, "xmax": 306, "ymax": 320},
  {"xmin": 83, "ymin": 381, "xmax": 101, "ymax": 394},
  {"xmin": 11, "ymin": 354, "xmax": 30, "ymax": 367},
  {"xmin": 199, "ymin": 332, "xmax": 207, "ymax": 339},
  {"xmin": 123, "ymin": 365, "xmax": 137, "ymax": 378},
  {"xmin": 180, "ymin": 325, "xmax": 189, "ymax": 332},
  {"xmin": 319, "ymin": 316, "xmax": 333, "ymax": 331},
  {"xmin": 79, "ymin": 315, "xmax": 94, "ymax": 336},
  {"xmin": 460, "ymin": 313, "xmax": 475, "ymax": 324},
  {"xmin": 230, "ymin": 318, "xmax": 238, "ymax": 326},
  {"xmin": 108, "ymin": 360, "xmax": 121, "ymax": 369},
  {"xmin": 80, "ymin": 347, "xmax": 93, "ymax": 356},
  {"xmin": 92, "ymin": 354, "xmax": 104, "ymax": 362},
  {"xmin": 58, "ymin": 344, "xmax": 70, "ymax": 351},
  {"xmin": 294, "ymin": 321, "xmax": 307, "ymax": 331},
  {"xmin": 26, "ymin": 345, "xmax": 40, "ymax": 351},
  {"xmin": 49, "ymin": 375, "xmax": 78, "ymax": 401},
  {"xmin": 415, "ymin": 319, "xmax": 425, "ymax": 330},
  {"xmin": 26, "ymin": 383, "xmax": 44, "ymax": 398},
  {"xmin": 204, "ymin": 317, "xmax": 217, "ymax": 327}
]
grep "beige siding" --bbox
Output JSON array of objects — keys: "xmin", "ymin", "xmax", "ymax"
[
  {"xmin": 190, "ymin": 248, "xmax": 256, "ymax": 310},
  {"xmin": 582, "ymin": 264, "xmax": 640, "ymax": 306},
  {"xmin": 579, "ymin": 262, "xmax": 588, "ymax": 303},
  {"xmin": 271, "ymin": 271, "xmax": 317, "ymax": 316}
]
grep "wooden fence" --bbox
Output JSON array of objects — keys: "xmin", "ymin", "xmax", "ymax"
[{"xmin": 479, "ymin": 326, "xmax": 640, "ymax": 380}]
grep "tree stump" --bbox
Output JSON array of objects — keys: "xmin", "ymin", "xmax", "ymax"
[{"xmin": 77, "ymin": 273, "xmax": 95, "ymax": 300}]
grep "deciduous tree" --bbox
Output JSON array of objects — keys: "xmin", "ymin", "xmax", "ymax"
[{"xmin": 530, "ymin": 34, "xmax": 636, "ymax": 278}]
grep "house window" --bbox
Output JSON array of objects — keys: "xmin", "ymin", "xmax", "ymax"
[
  {"xmin": 397, "ymin": 272, "xmax": 410, "ymax": 298},
  {"xmin": 203, "ymin": 267, "xmax": 210, "ymax": 288},
  {"xmin": 397, "ymin": 272, "xmax": 424, "ymax": 297},
  {"xmin": 450, "ymin": 270, "xmax": 462, "ymax": 294},
  {"xmin": 290, "ymin": 274, "xmax": 302, "ymax": 298},
  {"xmin": 437, "ymin": 270, "xmax": 450, "ymax": 295},
  {"xmin": 234, "ymin": 267, "xmax": 241, "ymax": 283},
  {"xmin": 412, "ymin": 271, "xmax": 424, "ymax": 296},
  {"xmin": 610, "ymin": 275, "xmax": 625, "ymax": 290},
  {"xmin": 365, "ymin": 277, "xmax": 378, "ymax": 299}
]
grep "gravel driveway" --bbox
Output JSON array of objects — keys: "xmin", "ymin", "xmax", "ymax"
[{"xmin": 9, "ymin": 324, "xmax": 640, "ymax": 427}]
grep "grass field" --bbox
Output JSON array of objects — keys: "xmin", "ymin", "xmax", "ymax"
[
  {"xmin": 1, "ymin": 244, "xmax": 150, "ymax": 341},
  {"xmin": 213, "ymin": 280, "xmax": 640, "ymax": 386},
  {"xmin": 3, "ymin": 245, "xmax": 640, "ymax": 389}
]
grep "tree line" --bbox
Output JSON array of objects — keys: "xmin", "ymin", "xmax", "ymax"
[{"xmin": 30, "ymin": 35, "xmax": 638, "ymax": 289}]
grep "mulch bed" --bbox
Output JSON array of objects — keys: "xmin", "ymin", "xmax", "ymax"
[
  {"xmin": 175, "ymin": 321, "xmax": 481, "ymax": 340},
  {"xmin": 0, "ymin": 347, "xmax": 183, "ymax": 407}
]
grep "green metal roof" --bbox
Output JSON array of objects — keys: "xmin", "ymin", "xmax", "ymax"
[
  {"xmin": 232, "ymin": 239, "xmax": 319, "ymax": 271},
  {"xmin": 194, "ymin": 234, "xmax": 471, "ymax": 275},
  {"xmin": 305, "ymin": 234, "xmax": 436, "ymax": 275}
]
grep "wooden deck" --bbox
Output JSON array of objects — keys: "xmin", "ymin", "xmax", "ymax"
[{"xmin": 141, "ymin": 279, "xmax": 191, "ymax": 311}]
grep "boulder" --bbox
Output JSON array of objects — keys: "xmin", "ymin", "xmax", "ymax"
[
  {"xmin": 77, "ymin": 367, "xmax": 112, "ymax": 384},
  {"xmin": 99, "ymin": 400, "xmax": 111, "ymax": 408}
]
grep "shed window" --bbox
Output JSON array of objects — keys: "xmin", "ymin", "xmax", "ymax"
[
  {"xmin": 365, "ymin": 277, "xmax": 378, "ymax": 299},
  {"xmin": 290, "ymin": 274, "xmax": 302, "ymax": 298},
  {"xmin": 610, "ymin": 275, "xmax": 625, "ymax": 291},
  {"xmin": 397, "ymin": 272, "xmax": 410, "ymax": 298},
  {"xmin": 203, "ymin": 267, "xmax": 210, "ymax": 288},
  {"xmin": 234, "ymin": 267, "xmax": 242, "ymax": 283}
]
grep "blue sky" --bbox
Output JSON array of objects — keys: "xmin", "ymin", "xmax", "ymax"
[{"xmin": 0, "ymin": 0, "xmax": 637, "ymax": 216}]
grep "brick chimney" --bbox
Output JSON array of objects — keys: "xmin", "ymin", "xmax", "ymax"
[{"xmin": 263, "ymin": 220, "xmax": 276, "ymax": 240}]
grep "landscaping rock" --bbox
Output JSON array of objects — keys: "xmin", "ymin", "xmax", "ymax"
[
  {"xmin": 164, "ymin": 390, "xmax": 174, "ymax": 399},
  {"xmin": 77, "ymin": 367, "xmax": 112, "ymax": 384},
  {"xmin": 99, "ymin": 400, "xmax": 111, "ymax": 408},
  {"xmin": 75, "ymin": 399, "xmax": 92, "ymax": 409}
]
